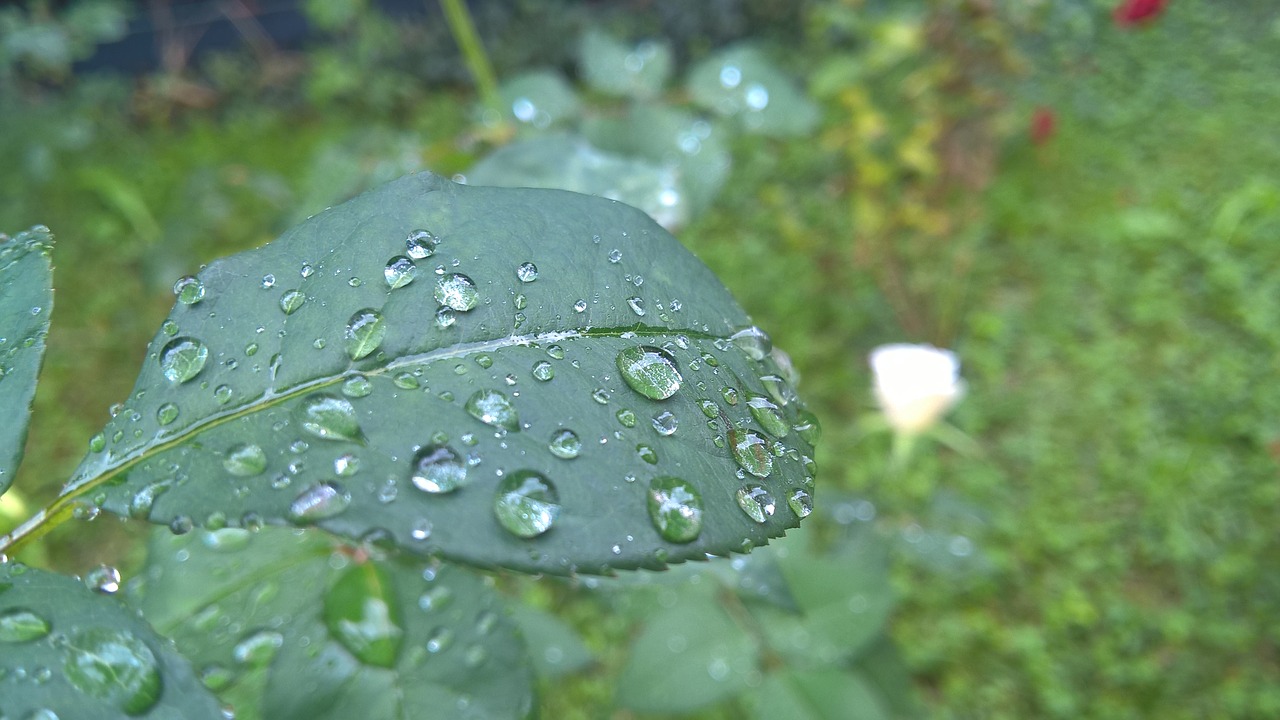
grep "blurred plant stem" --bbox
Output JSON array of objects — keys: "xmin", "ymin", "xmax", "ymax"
[{"xmin": 438, "ymin": 0, "xmax": 503, "ymax": 121}]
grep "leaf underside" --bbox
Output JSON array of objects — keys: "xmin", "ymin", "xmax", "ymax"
[
  {"xmin": 66, "ymin": 172, "xmax": 817, "ymax": 575},
  {"xmin": 0, "ymin": 562, "xmax": 223, "ymax": 720},
  {"xmin": 0, "ymin": 226, "xmax": 54, "ymax": 496}
]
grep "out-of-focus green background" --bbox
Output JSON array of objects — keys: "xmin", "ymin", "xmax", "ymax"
[{"xmin": 2, "ymin": 0, "xmax": 1278, "ymax": 717}]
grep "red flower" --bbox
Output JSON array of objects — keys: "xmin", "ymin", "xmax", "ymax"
[
  {"xmin": 1114, "ymin": 0, "xmax": 1169, "ymax": 27},
  {"xmin": 1030, "ymin": 106, "xmax": 1056, "ymax": 145}
]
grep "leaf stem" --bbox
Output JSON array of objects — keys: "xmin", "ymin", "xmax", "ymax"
[
  {"xmin": 0, "ymin": 498, "xmax": 76, "ymax": 558},
  {"xmin": 437, "ymin": 0, "xmax": 503, "ymax": 119}
]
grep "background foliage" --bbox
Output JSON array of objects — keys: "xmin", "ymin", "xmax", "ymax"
[{"xmin": 2, "ymin": 0, "xmax": 1279, "ymax": 717}]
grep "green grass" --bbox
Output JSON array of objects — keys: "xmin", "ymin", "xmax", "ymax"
[{"xmin": 2, "ymin": 1, "xmax": 1279, "ymax": 717}]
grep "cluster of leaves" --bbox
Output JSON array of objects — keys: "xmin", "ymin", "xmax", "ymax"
[{"xmin": 0, "ymin": 0, "xmax": 126, "ymax": 88}]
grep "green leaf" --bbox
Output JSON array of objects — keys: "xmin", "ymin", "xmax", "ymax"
[
  {"xmin": 748, "ymin": 669, "xmax": 890, "ymax": 720},
  {"xmin": 615, "ymin": 581, "xmax": 758, "ymax": 714},
  {"xmin": 686, "ymin": 44, "xmax": 820, "ymax": 137},
  {"xmin": 0, "ymin": 561, "xmax": 222, "ymax": 719},
  {"xmin": 467, "ymin": 133, "xmax": 688, "ymax": 229},
  {"xmin": 64, "ymin": 172, "xmax": 817, "ymax": 575},
  {"xmin": 136, "ymin": 527, "xmax": 534, "ymax": 720},
  {"xmin": 507, "ymin": 605, "xmax": 593, "ymax": 679},
  {"xmin": 0, "ymin": 226, "xmax": 54, "ymax": 496},
  {"xmin": 578, "ymin": 29, "xmax": 673, "ymax": 100},
  {"xmin": 497, "ymin": 71, "xmax": 582, "ymax": 129}
]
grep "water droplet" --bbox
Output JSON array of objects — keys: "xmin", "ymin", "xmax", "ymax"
[
  {"xmin": 651, "ymin": 411, "xmax": 678, "ymax": 436},
  {"xmin": 608, "ymin": 248, "xmax": 623, "ymax": 263},
  {"xmin": 84, "ymin": 565, "xmax": 121, "ymax": 593},
  {"xmin": 721, "ymin": 386, "xmax": 739, "ymax": 405},
  {"xmin": 617, "ymin": 346, "xmax": 682, "ymax": 400},
  {"xmin": 324, "ymin": 563, "xmax": 404, "ymax": 668},
  {"xmin": 698, "ymin": 399, "xmax": 719, "ymax": 419},
  {"xmin": 410, "ymin": 445, "xmax": 468, "ymax": 493},
  {"xmin": 288, "ymin": 482, "xmax": 352, "ymax": 522},
  {"xmin": 393, "ymin": 373, "xmax": 419, "ymax": 390},
  {"xmin": 573, "ymin": 299, "xmax": 587, "ymax": 313},
  {"xmin": 531, "ymin": 361, "xmax": 554, "ymax": 381},
  {"xmin": 793, "ymin": 408, "xmax": 821, "ymax": 444},
  {"xmin": 261, "ymin": 274, "xmax": 276, "ymax": 289},
  {"xmin": 730, "ymin": 429, "xmax": 772, "ymax": 478},
  {"xmin": 626, "ymin": 297, "xmax": 646, "ymax": 316},
  {"xmin": 410, "ymin": 518, "xmax": 433, "ymax": 541},
  {"xmin": 62, "ymin": 628, "xmax": 162, "ymax": 715},
  {"xmin": 233, "ymin": 630, "xmax": 283, "ymax": 668},
  {"xmin": 426, "ymin": 626, "xmax": 453, "ymax": 653},
  {"xmin": 547, "ymin": 429, "xmax": 582, "ymax": 459},
  {"xmin": 788, "ymin": 488, "xmax": 814, "ymax": 518},
  {"xmin": 345, "ymin": 309, "xmax": 386, "ymax": 361},
  {"xmin": 592, "ymin": 388, "xmax": 610, "ymax": 404},
  {"xmin": 616, "ymin": 408, "xmax": 637, "ymax": 428},
  {"xmin": 173, "ymin": 276, "xmax": 205, "ymax": 305},
  {"xmin": 546, "ymin": 345, "xmax": 566, "ymax": 360},
  {"xmin": 300, "ymin": 262, "xmax": 315, "ymax": 278},
  {"xmin": 279, "ymin": 289, "xmax": 305, "ymax": 315},
  {"xmin": 223, "ymin": 443, "xmax": 267, "ymax": 476},
  {"xmin": 200, "ymin": 527, "xmax": 251, "ymax": 552},
  {"xmin": 334, "ymin": 453, "xmax": 361, "ymax": 476},
  {"xmin": 636, "ymin": 444, "xmax": 658, "ymax": 464},
  {"xmin": 747, "ymin": 394, "xmax": 789, "ymax": 437},
  {"xmin": 161, "ymin": 320, "xmax": 178, "ymax": 336},
  {"xmin": 348, "ymin": 277, "xmax": 363, "ymax": 288},
  {"xmin": 435, "ymin": 273, "xmax": 479, "ymax": 311},
  {"xmin": 474, "ymin": 354, "xmax": 493, "ymax": 369},
  {"xmin": 493, "ymin": 470, "xmax": 559, "ymax": 538},
  {"xmin": 406, "ymin": 229, "xmax": 439, "ymax": 258},
  {"xmin": 736, "ymin": 484, "xmax": 776, "ymax": 523},
  {"xmin": 379, "ymin": 256, "xmax": 417, "ymax": 290},
  {"xmin": 0, "ymin": 608, "xmax": 50, "ymax": 643},
  {"xmin": 159, "ymin": 337, "xmax": 208, "ymax": 383},
  {"xmin": 89, "ymin": 433, "xmax": 106, "ymax": 452},
  {"xmin": 342, "ymin": 375, "xmax": 373, "ymax": 398},
  {"xmin": 213, "ymin": 384, "xmax": 233, "ymax": 404},
  {"xmin": 156, "ymin": 402, "xmax": 179, "ymax": 426},
  {"xmin": 170, "ymin": 516, "xmax": 194, "ymax": 535},
  {"xmin": 465, "ymin": 389, "xmax": 519, "ymax": 432},
  {"xmin": 516, "ymin": 262, "xmax": 538, "ymax": 282},
  {"xmin": 435, "ymin": 306, "xmax": 457, "ymax": 328},
  {"xmin": 647, "ymin": 476, "xmax": 703, "ymax": 543},
  {"xmin": 297, "ymin": 394, "xmax": 365, "ymax": 443}
]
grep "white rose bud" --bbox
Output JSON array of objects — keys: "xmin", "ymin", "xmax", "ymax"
[{"xmin": 869, "ymin": 344, "xmax": 965, "ymax": 436}]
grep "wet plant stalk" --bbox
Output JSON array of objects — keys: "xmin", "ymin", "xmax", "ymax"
[{"xmin": 437, "ymin": 0, "xmax": 502, "ymax": 117}]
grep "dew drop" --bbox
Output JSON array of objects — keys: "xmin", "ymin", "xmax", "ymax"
[
  {"xmin": 173, "ymin": 276, "xmax": 205, "ymax": 305},
  {"xmin": 573, "ymin": 299, "xmax": 587, "ymax": 313},
  {"xmin": 788, "ymin": 488, "xmax": 814, "ymax": 518},
  {"xmin": 730, "ymin": 429, "xmax": 773, "ymax": 478},
  {"xmin": 698, "ymin": 399, "xmax": 719, "ymax": 419},
  {"xmin": 223, "ymin": 443, "xmax": 267, "ymax": 477},
  {"xmin": 342, "ymin": 375, "xmax": 373, "ymax": 398},
  {"xmin": 426, "ymin": 626, "xmax": 453, "ymax": 653},
  {"xmin": 546, "ymin": 345, "xmax": 566, "ymax": 360},
  {"xmin": 647, "ymin": 476, "xmax": 703, "ymax": 543},
  {"xmin": 233, "ymin": 630, "xmax": 283, "ymax": 668},
  {"xmin": 747, "ymin": 394, "xmax": 789, "ymax": 437},
  {"xmin": 435, "ymin": 273, "xmax": 479, "ymax": 311},
  {"xmin": 616, "ymin": 408, "xmax": 637, "ymax": 428},
  {"xmin": 474, "ymin": 354, "xmax": 493, "ymax": 369},
  {"xmin": 84, "ymin": 564, "xmax": 121, "ymax": 594},
  {"xmin": 617, "ymin": 346, "xmax": 682, "ymax": 400},
  {"xmin": 531, "ymin": 361, "xmax": 554, "ymax": 381},
  {"xmin": 288, "ymin": 482, "xmax": 352, "ymax": 522},
  {"xmin": 296, "ymin": 394, "xmax": 366, "ymax": 443},
  {"xmin": 345, "ymin": 309, "xmax": 386, "ymax": 361},
  {"xmin": 721, "ymin": 386, "xmax": 739, "ymax": 405},
  {"xmin": 493, "ymin": 470, "xmax": 560, "ymax": 538},
  {"xmin": 406, "ymin": 229, "xmax": 439, "ymax": 258},
  {"xmin": 278, "ymin": 289, "xmax": 305, "ymax": 315},
  {"xmin": 156, "ymin": 402, "xmax": 179, "ymax": 426},
  {"xmin": 410, "ymin": 444, "xmax": 468, "ymax": 494},
  {"xmin": 547, "ymin": 429, "xmax": 582, "ymax": 459},
  {"xmin": 636, "ymin": 444, "xmax": 658, "ymax": 464},
  {"xmin": 516, "ymin": 262, "xmax": 538, "ymax": 282},
  {"xmin": 159, "ymin": 337, "xmax": 208, "ymax": 384},
  {"xmin": 651, "ymin": 410, "xmax": 678, "ymax": 436},
  {"xmin": 608, "ymin": 248, "xmax": 623, "ymax": 263},
  {"xmin": 736, "ymin": 483, "xmax": 776, "ymax": 523},
  {"xmin": 730, "ymin": 327, "xmax": 772, "ymax": 360},
  {"xmin": 324, "ymin": 563, "xmax": 404, "ymax": 668},
  {"xmin": 0, "ymin": 608, "xmax": 50, "ymax": 643},
  {"xmin": 435, "ymin": 306, "xmax": 457, "ymax": 328},
  {"xmin": 62, "ymin": 628, "xmax": 162, "ymax": 715},
  {"xmin": 410, "ymin": 518, "xmax": 433, "ymax": 541},
  {"xmin": 465, "ymin": 389, "xmax": 519, "ymax": 432},
  {"xmin": 793, "ymin": 408, "xmax": 821, "ymax": 444},
  {"xmin": 213, "ymin": 385, "xmax": 233, "ymax": 405}
]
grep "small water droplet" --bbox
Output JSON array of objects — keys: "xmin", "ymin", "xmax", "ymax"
[
  {"xmin": 546, "ymin": 345, "xmax": 566, "ymax": 360},
  {"xmin": 410, "ymin": 444, "xmax": 468, "ymax": 493},
  {"xmin": 736, "ymin": 484, "xmax": 776, "ymax": 523},
  {"xmin": 516, "ymin": 262, "xmax": 538, "ymax": 282},
  {"xmin": 435, "ymin": 273, "xmax": 479, "ymax": 311},
  {"xmin": 474, "ymin": 354, "xmax": 493, "ymax": 369},
  {"xmin": 213, "ymin": 384, "xmax": 233, "ymax": 404},
  {"xmin": 721, "ymin": 386, "xmax": 739, "ymax": 405},
  {"xmin": 608, "ymin": 248, "xmax": 623, "ymax": 263},
  {"xmin": 324, "ymin": 563, "xmax": 404, "ymax": 668},
  {"xmin": 342, "ymin": 375, "xmax": 373, "ymax": 398},
  {"xmin": 159, "ymin": 337, "xmax": 208, "ymax": 383},
  {"xmin": 531, "ymin": 361, "xmax": 554, "ymax": 381},
  {"xmin": 747, "ymin": 394, "xmax": 789, "ymax": 437},
  {"xmin": 406, "ymin": 229, "xmax": 439, "ymax": 258},
  {"xmin": 788, "ymin": 488, "xmax": 814, "ymax": 518},
  {"xmin": 345, "ymin": 309, "xmax": 386, "ymax": 361},
  {"xmin": 616, "ymin": 408, "xmax": 637, "ymax": 428},
  {"xmin": 348, "ymin": 277, "xmax": 363, "ymax": 288},
  {"xmin": 730, "ymin": 429, "xmax": 772, "ymax": 478},
  {"xmin": 173, "ymin": 276, "xmax": 205, "ymax": 305},
  {"xmin": 617, "ymin": 346, "xmax": 682, "ymax": 400},
  {"xmin": 279, "ymin": 289, "xmax": 305, "ymax": 315},
  {"xmin": 261, "ymin": 274, "xmax": 276, "ymax": 289},
  {"xmin": 636, "ymin": 444, "xmax": 658, "ymax": 464},
  {"xmin": 410, "ymin": 518, "xmax": 433, "ymax": 541},
  {"xmin": 62, "ymin": 628, "xmax": 162, "ymax": 715},
  {"xmin": 435, "ymin": 306, "xmax": 457, "ymax": 328},
  {"xmin": 161, "ymin": 320, "xmax": 178, "ymax": 336},
  {"xmin": 84, "ymin": 565, "xmax": 121, "ymax": 594},
  {"xmin": 647, "ymin": 476, "xmax": 703, "ymax": 543},
  {"xmin": 547, "ymin": 429, "xmax": 582, "ymax": 459},
  {"xmin": 233, "ymin": 630, "xmax": 283, "ymax": 668},
  {"xmin": 393, "ymin": 373, "xmax": 419, "ymax": 390},
  {"xmin": 381, "ymin": 255, "xmax": 418, "ymax": 290},
  {"xmin": 652, "ymin": 411, "xmax": 678, "ymax": 436},
  {"xmin": 156, "ymin": 402, "xmax": 179, "ymax": 426},
  {"xmin": 334, "ymin": 453, "xmax": 361, "ymax": 476},
  {"xmin": 89, "ymin": 433, "xmax": 106, "ymax": 452},
  {"xmin": 592, "ymin": 388, "xmax": 610, "ymax": 404},
  {"xmin": 626, "ymin": 296, "xmax": 646, "ymax": 316},
  {"xmin": 793, "ymin": 408, "xmax": 821, "ymax": 444},
  {"xmin": 465, "ymin": 389, "xmax": 519, "ymax": 432},
  {"xmin": 300, "ymin": 263, "xmax": 315, "ymax": 278},
  {"xmin": 222, "ymin": 443, "xmax": 267, "ymax": 477},
  {"xmin": 493, "ymin": 470, "xmax": 560, "ymax": 538},
  {"xmin": 297, "ymin": 394, "xmax": 365, "ymax": 443},
  {"xmin": 426, "ymin": 626, "xmax": 453, "ymax": 653},
  {"xmin": 288, "ymin": 482, "xmax": 352, "ymax": 522},
  {"xmin": 0, "ymin": 608, "xmax": 51, "ymax": 643},
  {"xmin": 573, "ymin": 299, "xmax": 587, "ymax": 313}
]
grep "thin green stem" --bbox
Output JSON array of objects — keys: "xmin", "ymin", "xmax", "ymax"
[{"xmin": 437, "ymin": 0, "xmax": 502, "ymax": 118}]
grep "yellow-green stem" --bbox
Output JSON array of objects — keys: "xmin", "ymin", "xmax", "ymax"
[{"xmin": 438, "ymin": 0, "xmax": 503, "ymax": 118}]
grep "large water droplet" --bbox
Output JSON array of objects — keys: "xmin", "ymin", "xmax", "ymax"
[
  {"xmin": 435, "ymin": 273, "xmax": 479, "ymax": 311},
  {"xmin": 62, "ymin": 628, "xmax": 162, "ymax": 715},
  {"xmin": 279, "ymin": 289, "xmax": 306, "ymax": 315},
  {"xmin": 288, "ymin": 482, "xmax": 352, "ymax": 522},
  {"xmin": 465, "ymin": 389, "xmax": 519, "ymax": 432},
  {"xmin": 84, "ymin": 564, "xmax": 121, "ymax": 594},
  {"xmin": 547, "ymin": 429, "xmax": 582, "ymax": 459},
  {"xmin": 345, "ymin": 309, "xmax": 386, "ymax": 361},
  {"xmin": 173, "ymin": 276, "xmax": 205, "ymax": 305},
  {"xmin": 652, "ymin": 410, "xmax": 678, "ymax": 436},
  {"xmin": 730, "ymin": 429, "xmax": 773, "ymax": 478},
  {"xmin": 297, "ymin": 394, "xmax": 365, "ymax": 443},
  {"xmin": 0, "ymin": 608, "xmax": 50, "ymax": 643},
  {"xmin": 406, "ymin": 229, "xmax": 439, "ymax": 258},
  {"xmin": 410, "ymin": 444, "xmax": 468, "ymax": 493},
  {"xmin": 324, "ymin": 563, "xmax": 404, "ymax": 668},
  {"xmin": 647, "ymin": 476, "xmax": 703, "ymax": 543},
  {"xmin": 793, "ymin": 408, "xmax": 821, "ymax": 444},
  {"xmin": 516, "ymin": 262, "xmax": 538, "ymax": 282},
  {"xmin": 493, "ymin": 470, "xmax": 559, "ymax": 538},
  {"xmin": 747, "ymin": 394, "xmax": 789, "ymax": 437},
  {"xmin": 788, "ymin": 488, "xmax": 814, "ymax": 518},
  {"xmin": 342, "ymin": 375, "xmax": 373, "ymax": 398},
  {"xmin": 731, "ymin": 327, "xmax": 772, "ymax": 360},
  {"xmin": 156, "ymin": 402, "xmax": 179, "ymax": 426},
  {"xmin": 224, "ymin": 443, "xmax": 267, "ymax": 477},
  {"xmin": 159, "ymin": 337, "xmax": 208, "ymax": 384},
  {"xmin": 384, "ymin": 256, "xmax": 418, "ymax": 289},
  {"xmin": 736, "ymin": 483, "xmax": 776, "ymax": 523},
  {"xmin": 531, "ymin": 361, "xmax": 554, "ymax": 381},
  {"xmin": 617, "ymin": 346, "xmax": 682, "ymax": 400}
]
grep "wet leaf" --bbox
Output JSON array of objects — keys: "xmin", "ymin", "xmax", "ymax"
[
  {"xmin": 497, "ymin": 70, "xmax": 582, "ymax": 129},
  {"xmin": 578, "ymin": 29, "xmax": 673, "ymax": 99},
  {"xmin": 0, "ymin": 562, "xmax": 222, "ymax": 719},
  {"xmin": 0, "ymin": 226, "xmax": 54, "ymax": 496},
  {"xmin": 747, "ymin": 668, "xmax": 890, "ymax": 720},
  {"xmin": 136, "ymin": 527, "xmax": 533, "ymax": 720},
  {"xmin": 63, "ymin": 172, "xmax": 817, "ymax": 575},
  {"xmin": 686, "ymin": 44, "xmax": 819, "ymax": 137}
]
